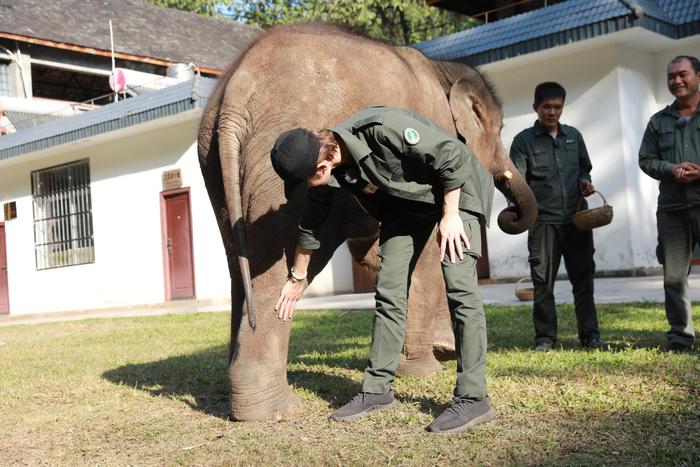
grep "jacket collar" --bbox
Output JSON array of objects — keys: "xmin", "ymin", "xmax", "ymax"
[
  {"xmin": 533, "ymin": 120, "xmax": 568, "ymax": 138},
  {"xmin": 329, "ymin": 127, "xmax": 372, "ymax": 163},
  {"xmin": 662, "ymin": 99, "xmax": 700, "ymax": 119}
]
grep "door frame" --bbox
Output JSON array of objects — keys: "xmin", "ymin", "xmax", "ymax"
[
  {"xmin": 160, "ymin": 188, "xmax": 196, "ymax": 301},
  {"xmin": 0, "ymin": 222, "xmax": 8, "ymax": 314}
]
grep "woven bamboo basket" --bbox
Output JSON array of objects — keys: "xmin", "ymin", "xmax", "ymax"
[
  {"xmin": 515, "ymin": 277, "xmax": 534, "ymax": 301},
  {"xmin": 572, "ymin": 190, "xmax": 613, "ymax": 231}
]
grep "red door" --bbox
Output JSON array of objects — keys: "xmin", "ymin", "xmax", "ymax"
[
  {"xmin": 0, "ymin": 223, "xmax": 9, "ymax": 314},
  {"xmin": 161, "ymin": 190, "xmax": 195, "ymax": 300}
]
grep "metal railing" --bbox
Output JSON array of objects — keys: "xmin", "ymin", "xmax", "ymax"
[{"xmin": 31, "ymin": 159, "xmax": 95, "ymax": 270}]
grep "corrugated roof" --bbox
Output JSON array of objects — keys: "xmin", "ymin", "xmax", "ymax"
[
  {"xmin": 415, "ymin": 0, "xmax": 700, "ymax": 65},
  {"xmin": 0, "ymin": 76, "xmax": 217, "ymax": 161},
  {"xmin": 0, "ymin": 0, "xmax": 261, "ymax": 72}
]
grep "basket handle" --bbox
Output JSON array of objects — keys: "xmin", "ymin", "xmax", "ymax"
[
  {"xmin": 515, "ymin": 276, "xmax": 531, "ymax": 289},
  {"xmin": 575, "ymin": 190, "xmax": 608, "ymax": 212}
]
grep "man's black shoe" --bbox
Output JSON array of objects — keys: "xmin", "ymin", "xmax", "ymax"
[
  {"xmin": 427, "ymin": 396, "xmax": 497, "ymax": 434},
  {"xmin": 330, "ymin": 389, "xmax": 396, "ymax": 421},
  {"xmin": 533, "ymin": 341, "xmax": 553, "ymax": 352},
  {"xmin": 669, "ymin": 342, "xmax": 691, "ymax": 353},
  {"xmin": 581, "ymin": 338, "xmax": 602, "ymax": 349}
]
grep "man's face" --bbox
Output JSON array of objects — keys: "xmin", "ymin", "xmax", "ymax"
[
  {"xmin": 307, "ymin": 146, "xmax": 341, "ymax": 187},
  {"xmin": 534, "ymin": 97, "xmax": 564, "ymax": 132},
  {"xmin": 667, "ymin": 59, "xmax": 700, "ymax": 100}
]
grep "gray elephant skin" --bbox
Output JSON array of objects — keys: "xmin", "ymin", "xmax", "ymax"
[{"xmin": 197, "ymin": 23, "xmax": 537, "ymax": 421}]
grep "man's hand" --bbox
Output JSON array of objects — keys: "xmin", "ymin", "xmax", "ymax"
[
  {"xmin": 438, "ymin": 211, "xmax": 470, "ymax": 263},
  {"xmin": 674, "ymin": 162, "xmax": 700, "ymax": 183},
  {"xmin": 275, "ymin": 278, "xmax": 307, "ymax": 322},
  {"xmin": 579, "ymin": 180, "xmax": 595, "ymax": 197}
]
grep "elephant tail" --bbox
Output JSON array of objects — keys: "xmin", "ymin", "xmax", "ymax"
[{"xmin": 217, "ymin": 109, "xmax": 256, "ymax": 330}]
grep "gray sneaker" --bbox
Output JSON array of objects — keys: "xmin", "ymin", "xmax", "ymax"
[
  {"xmin": 330, "ymin": 389, "xmax": 396, "ymax": 421},
  {"xmin": 426, "ymin": 395, "xmax": 497, "ymax": 433}
]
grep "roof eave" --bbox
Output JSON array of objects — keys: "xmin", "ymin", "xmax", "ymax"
[
  {"xmin": 0, "ymin": 76, "xmax": 217, "ymax": 162},
  {"xmin": 416, "ymin": 14, "xmax": 697, "ymax": 67},
  {"xmin": 0, "ymin": 32, "xmax": 224, "ymax": 76}
]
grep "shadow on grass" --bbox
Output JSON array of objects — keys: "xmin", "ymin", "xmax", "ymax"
[
  {"xmin": 486, "ymin": 302, "xmax": 677, "ymax": 352},
  {"xmin": 287, "ymin": 367, "xmax": 445, "ymax": 416},
  {"xmin": 101, "ymin": 311, "xmax": 371, "ymax": 420},
  {"xmin": 102, "ymin": 345, "xmax": 231, "ymax": 420},
  {"xmin": 101, "ymin": 303, "xmax": 695, "ymax": 422}
]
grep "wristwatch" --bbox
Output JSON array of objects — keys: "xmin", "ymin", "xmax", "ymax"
[{"xmin": 289, "ymin": 266, "xmax": 307, "ymax": 283}]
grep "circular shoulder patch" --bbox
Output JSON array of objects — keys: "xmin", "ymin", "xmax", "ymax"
[{"xmin": 403, "ymin": 127, "xmax": 421, "ymax": 145}]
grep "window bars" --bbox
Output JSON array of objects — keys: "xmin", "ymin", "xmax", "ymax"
[
  {"xmin": 31, "ymin": 159, "xmax": 94, "ymax": 270},
  {"xmin": 0, "ymin": 62, "xmax": 10, "ymax": 97}
]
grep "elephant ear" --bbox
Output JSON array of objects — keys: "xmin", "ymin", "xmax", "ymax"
[{"xmin": 448, "ymin": 77, "xmax": 492, "ymax": 147}]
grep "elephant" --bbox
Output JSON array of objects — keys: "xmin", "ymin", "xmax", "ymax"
[{"xmin": 197, "ymin": 23, "xmax": 537, "ymax": 421}]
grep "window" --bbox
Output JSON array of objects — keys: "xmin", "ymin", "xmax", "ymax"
[
  {"xmin": 0, "ymin": 61, "xmax": 10, "ymax": 96},
  {"xmin": 31, "ymin": 159, "xmax": 94, "ymax": 269}
]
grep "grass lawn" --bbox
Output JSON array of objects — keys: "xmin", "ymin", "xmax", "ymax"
[{"xmin": 1, "ymin": 302, "xmax": 699, "ymax": 465}]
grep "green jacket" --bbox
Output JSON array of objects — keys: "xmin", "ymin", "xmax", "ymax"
[
  {"xmin": 639, "ymin": 101, "xmax": 700, "ymax": 211},
  {"xmin": 510, "ymin": 121, "xmax": 592, "ymax": 224},
  {"xmin": 298, "ymin": 106, "xmax": 494, "ymax": 250}
]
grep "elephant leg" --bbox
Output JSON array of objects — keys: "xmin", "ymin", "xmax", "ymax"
[
  {"xmin": 228, "ymin": 287, "xmax": 303, "ymax": 421},
  {"xmin": 397, "ymin": 232, "xmax": 445, "ymax": 377},
  {"xmin": 227, "ymin": 220, "xmax": 303, "ymax": 421},
  {"xmin": 227, "ymin": 194, "xmax": 353, "ymax": 421},
  {"xmin": 346, "ymin": 216, "xmax": 449, "ymax": 376}
]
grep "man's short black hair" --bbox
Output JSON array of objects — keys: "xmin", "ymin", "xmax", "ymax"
[
  {"xmin": 668, "ymin": 55, "xmax": 700, "ymax": 73},
  {"xmin": 534, "ymin": 82, "xmax": 566, "ymax": 105}
]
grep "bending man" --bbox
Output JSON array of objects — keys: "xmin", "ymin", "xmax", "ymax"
[{"xmin": 270, "ymin": 105, "xmax": 496, "ymax": 433}]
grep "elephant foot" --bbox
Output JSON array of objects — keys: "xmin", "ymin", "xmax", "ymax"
[
  {"xmin": 396, "ymin": 352, "xmax": 443, "ymax": 377},
  {"xmin": 432, "ymin": 342, "xmax": 456, "ymax": 362},
  {"xmin": 432, "ymin": 326, "xmax": 455, "ymax": 362},
  {"xmin": 230, "ymin": 383, "xmax": 302, "ymax": 421}
]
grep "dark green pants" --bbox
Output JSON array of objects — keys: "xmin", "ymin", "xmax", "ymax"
[
  {"xmin": 527, "ymin": 223, "xmax": 599, "ymax": 345},
  {"xmin": 361, "ymin": 211, "xmax": 487, "ymax": 399},
  {"xmin": 657, "ymin": 207, "xmax": 700, "ymax": 347}
]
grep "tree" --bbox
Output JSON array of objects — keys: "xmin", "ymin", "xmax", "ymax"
[
  {"xmin": 146, "ymin": 0, "xmax": 222, "ymax": 16},
  {"xmin": 150, "ymin": 0, "xmax": 478, "ymax": 44},
  {"xmin": 227, "ymin": 0, "xmax": 477, "ymax": 44}
]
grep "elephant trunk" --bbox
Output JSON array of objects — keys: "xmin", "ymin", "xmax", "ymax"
[{"xmin": 493, "ymin": 161, "xmax": 538, "ymax": 235}]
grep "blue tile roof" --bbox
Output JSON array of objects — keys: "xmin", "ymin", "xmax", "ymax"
[
  {"xmin": 659, "ymin": 0, "xmax": 700, "ymax": 23},
  {"xmin": 415, "ymin": 0, "xmax": 700, "ymax": 65}
]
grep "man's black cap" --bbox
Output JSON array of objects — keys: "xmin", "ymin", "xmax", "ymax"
[{"xmin": 270, "ymin": 128, "xmax": 320, "ymax": 184}]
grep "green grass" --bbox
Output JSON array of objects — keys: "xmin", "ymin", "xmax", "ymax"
[{"xmin": 1, "ymin": 303, "xmax": 699, "ymax": 465}]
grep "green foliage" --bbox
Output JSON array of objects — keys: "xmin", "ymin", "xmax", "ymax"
[
  {"xmin": 228, "ymin": 0, "xmax": 477, "ymax": 44},
  {"xmin": 146, "ymin": 0, "xmax": 221, "ymax": 16},
  {"xmin": 148, "ymin": 0, "xmax": 477, "ymax": 44}
]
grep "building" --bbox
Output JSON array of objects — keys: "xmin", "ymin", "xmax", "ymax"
[
  {"xmin": 418, "ymin": 0, "xmax": 700, "ymax": 279},
  {"xmin": 0, "ymin": 0, "xmax": 267, "ymax": 316},
  {"xmin": 3, "ymin": 0, "xmax": 698, "ymax": 316}
]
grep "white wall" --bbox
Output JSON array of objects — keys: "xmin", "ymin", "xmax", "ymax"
[
  {"xmin": 481, "ymin": 30, "xmax": 700, "ymax": 279},
  {"xmin": 0, "ymin": 112, "xmax": 351, "ymax": 314},
  {"xmin": 485, "ymin": 45, "xmax": 635, "ymax": 278}
]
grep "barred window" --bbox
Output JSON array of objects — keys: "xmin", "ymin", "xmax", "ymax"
[
  {"xmin": 31, "ymin": 159, "xmax": 94, "ymax": 270},
  {"xmin": 0, "ymin": 62, "xmax": 10, "ymax": 97}
]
